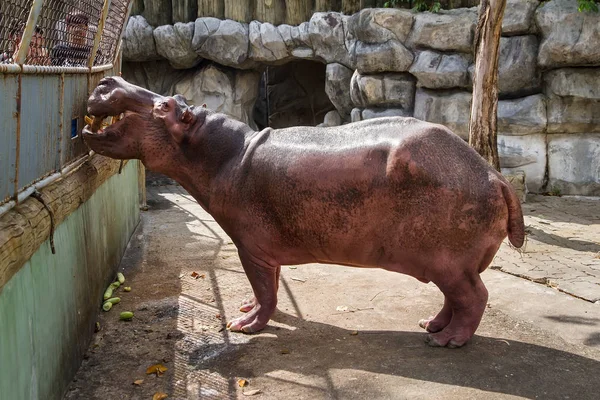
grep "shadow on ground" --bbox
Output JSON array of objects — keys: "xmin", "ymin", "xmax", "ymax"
[
  {"xmin": 64, "ymin": 186, "xmax": 600, "ymax": 400},
  {"xmin": 524, "ymin": 195, "xmax": 600, "ymax": 227},
  {"xmin": 190, "ymin": 318, "xmax": 600, "ymax": 400},
  {"xmin": 545, "ymin": 315, "xmax": 600, "ymax": 348},
  {"xmin": 526, "ymin": 226, "xmax": 600, "ymax": 253}
]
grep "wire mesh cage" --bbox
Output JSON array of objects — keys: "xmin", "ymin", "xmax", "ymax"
[
  {"xmin": 0, "ymin": 0, "xmax": 35, "ymax": 64},
  {"xmin": 0, "ymin": 0, "xmax": 130, "ymax": 67},
  {"xmin": 39, "ymin": 0, "xmax": 103, "ymax": 67},
  {"xmin": 96, "ymin": 0, "xmax": 129, "ymax": 66}
]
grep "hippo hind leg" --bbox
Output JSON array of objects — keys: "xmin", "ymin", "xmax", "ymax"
[
  {"xmin": 227, "ymin": 249, "xmax": 280, "ymax": 333},
  {"xmin": 425, "ymin": 273, "xmax": 489, "ymax": 348},
  {"xmin": 422, "ymin": 241, "xmax": 499, "ymax": 347}
]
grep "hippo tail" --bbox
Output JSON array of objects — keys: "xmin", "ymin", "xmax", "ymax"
[{"xmin": 501, "ymin": 182, "xmax": 525, "ymax": 248}]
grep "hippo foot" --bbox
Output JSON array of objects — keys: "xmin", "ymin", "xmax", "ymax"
[
  {"xmin": 425, "ymin": 330, "xmax": 472, "ymax": 348},
  {"xmin": 240, "ymin": 297, "xmax": 257, "ymax": 313},
  {"xmin": 227, "ymin": 304, "xmax": 271, "ymax": 333},
  {"xmin": 418, "ymin": 316, "xmax": 448, "ymax": 333},
  {"xmin": 418, "ymin": 300, "xmax": 452, "ymax": 333}
]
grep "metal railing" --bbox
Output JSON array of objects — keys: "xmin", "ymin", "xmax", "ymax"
[{"xmin": 0, "ymin": 0, "xmax": 132, "ymax": 212}]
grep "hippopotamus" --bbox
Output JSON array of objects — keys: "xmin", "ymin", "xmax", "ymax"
[{"xmin": 83, "ymin": 76, "xmax": 524, "ymax": 348}]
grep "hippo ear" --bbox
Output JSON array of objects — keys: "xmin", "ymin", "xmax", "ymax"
[{"xmin": 201, "ymin": 103, "xmax": 207, "ymax": 108}]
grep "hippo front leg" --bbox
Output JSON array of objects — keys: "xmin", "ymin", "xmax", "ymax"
[
  {"xmin": 227, "ymin": 249, "xmax": 280, "ymax": 333},
  {"xmin": 239, "ymin": 297, "xmax": 257, "ymax": 313},
  {"xmin": 239, "ymin": 266, "xmax": 280, "ymax": 313}
]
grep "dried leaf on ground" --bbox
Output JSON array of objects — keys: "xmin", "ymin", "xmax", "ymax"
[
  {"xmin": 243, "ymin": 389, "xmax": 262, "ymax": 396},
  {"xmin": 350, "ymin": 331, "xmax": 358, "ymax": 336},
  {"xmin": 146, "ymin": 364, "xmax": 168, "ymax": 376},
  {"xmin": 189, "ymin": 272, "xmax": 206, "ymax": 279},
  {"xmin": 153, "ymin": 392, "xmax": 168, "ymax": 400},
  {"xmin": 280, "ymin": 349, "xmax": 290, "ymax": 354},
  {"xmin": 133, "ymin": 379, "xmax": 144, "ymax": 385},
  {"xmin": 238, "ymin": 379, "xmax": 248, "ymax": 387}
]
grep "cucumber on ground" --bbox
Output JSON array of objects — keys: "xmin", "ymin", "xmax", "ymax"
[
  {"xmin": 103, "ymin": 286, "xmax": 113, "ymax": 300},
  {"xmin": 120, "ymin": 311, "xmax": 134, "ymax": 321}
]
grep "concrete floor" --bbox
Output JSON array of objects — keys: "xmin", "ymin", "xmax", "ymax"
[
  {"xmin": 64, "ymin": 184, "xmax": 600, "ymax": 400},
  {"xmin": 493, "ymin": 195, "xmax": 600, "ymax": 303}
]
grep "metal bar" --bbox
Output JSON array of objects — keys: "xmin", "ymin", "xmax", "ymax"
[
  {"xmin": 58, "ymin": 73, "xmax": 65, "ymax": 170},
  {"xmin": 14, "ymin": 0, "xmax": 45, "ymax": 65},
  {"xmin": 0, "ymin": 151, "xmax": 95, "ymax": 217},
  {"xmin": 0, "ymin": 63, "xmax": 114, "ymax": 74},
  {"xmin": 89, "ymin": 0, "xmax": 113, "ymax": 69},
  {"xmin": 138, "ymin": 161, "xmax": 147, "ymax": 210},
  {"xmin": 0, "ymin": 64, "xmax": 22, "ymax": 73},
  {"xmin": 13, "ymin": 74, "xmax": 22, "ymax": 203}
]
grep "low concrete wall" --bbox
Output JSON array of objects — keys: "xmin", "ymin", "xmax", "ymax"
[{"xmin": 0, "ymin": 160, "xmax": 140, "ymax": 400}]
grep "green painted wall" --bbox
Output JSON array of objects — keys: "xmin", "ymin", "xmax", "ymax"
[{"xmin": 0, "ymin": 161, "xmax": 140, "ymax": 400}]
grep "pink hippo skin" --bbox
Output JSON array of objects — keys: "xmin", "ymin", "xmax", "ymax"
[{"xmin": 83, "ymin": 77, "xmax": 525, "ymax": 348}]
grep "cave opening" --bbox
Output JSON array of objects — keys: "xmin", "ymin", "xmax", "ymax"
[{"xmin": 253, "ymin": 59, "xmax": 336, "ymax": 130}]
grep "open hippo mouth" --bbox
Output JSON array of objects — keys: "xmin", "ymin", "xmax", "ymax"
[
  {"xmin": 82, "ymin": 76, "xmax": 163, "ymax": 158},
  {"xmin": 82, "ymin": 76, "xmax": 200, "ymax": 161},
  {"xmin": 84, "ymin": 113, "xmax": 125, "ymax": 135},
  {"xmin": 83, "ymin": 76, "xmax": 159, "ymax": 137}
]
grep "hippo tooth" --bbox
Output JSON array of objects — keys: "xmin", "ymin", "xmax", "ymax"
[{"xmin": 90, "ymin": 116, "xmax": 103, "ymax": 133}]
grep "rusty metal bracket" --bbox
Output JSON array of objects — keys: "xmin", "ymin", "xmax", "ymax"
[
  {"xmin": 30, "ymin": 190, "xmax": 56, "ymax": 255},
  {"xmin": 58, "ymin": 73, "xmax": 65, "ymax": 170},
  {"xmin": 13, "ymin": 73, "xmax": 22, "ymax": 203}
]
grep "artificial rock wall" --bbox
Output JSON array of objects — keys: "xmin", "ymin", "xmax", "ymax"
[{"xmin": 122, "ymin": 0, "xmax": 600, "ymax": 196}]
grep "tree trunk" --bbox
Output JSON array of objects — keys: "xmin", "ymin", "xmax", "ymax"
[
  {"xmin": 315, "ymin": 0, "xmax": 342, "ymax": 12},
  {"xmin": 173, "ymin": 0, "xmax": 198, "ymax": 23},
  {"xmin": 254, "ymin": 0, "xmax": 286, "ymax": 25},
  {"xmin": 143, "ymin": 0, "xmax": 173, "ymax": 27},
  {"xmin": 130, "ymin": 0, "xmax": 145, "ymax": 15},
  {"xmin": 342, "ymin": 0, "xmax": 361, "ymax": 14},
  {"xmin": 286, "ymin": 0, "xmax": 312, "ymax": 25},
  {"xmin": 224, "ymin": 0, "xmax": 252, "ymax": 22},
  {"xmin": 468, "ymin": 0, "xmax": 506, "ymax": 172},
  {"xmin": 198, "ymin": 0, "xmax": 224, "ymax": 19}
]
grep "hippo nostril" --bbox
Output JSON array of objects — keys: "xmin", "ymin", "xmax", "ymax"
[{"xmin": 99, "ymin": 77, "xmax": 116, "ymax": 86}]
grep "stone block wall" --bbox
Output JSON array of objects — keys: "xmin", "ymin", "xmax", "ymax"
[{"xmin": 122, "ymin": 0, "xmax": 600, "ymax": 196}]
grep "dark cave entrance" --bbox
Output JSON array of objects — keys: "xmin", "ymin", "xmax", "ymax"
[{"xmin": 253, "ymin": 60, "xmax": 335, "ymax": 130}]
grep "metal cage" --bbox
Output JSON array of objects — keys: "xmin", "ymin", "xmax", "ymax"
[
  {"xmin": 0, "ymin": 0, "xmax": 132, "ymax": 211},
  {"xmin": 0, "ymin": 0, "xmax": 130, "ymax": 70}
]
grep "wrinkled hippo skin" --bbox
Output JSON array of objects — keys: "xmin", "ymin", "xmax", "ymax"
[{"xmin": 83, "ymin": 77, "xmax": 524, "ymax": 348}]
